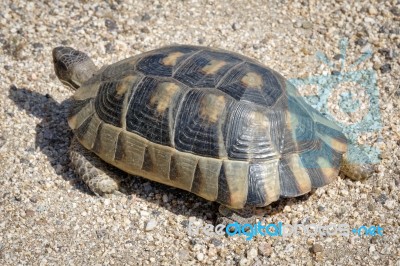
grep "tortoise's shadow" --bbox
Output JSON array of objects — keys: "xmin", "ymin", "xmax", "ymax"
[{"xmin": 9, "ymin": 85, "xmax": 300, "ymax": 224}]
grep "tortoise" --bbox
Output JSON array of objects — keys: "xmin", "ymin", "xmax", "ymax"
[{"xmin": 52, "ymin": 45, "xmax": 373, "ymax": 220}]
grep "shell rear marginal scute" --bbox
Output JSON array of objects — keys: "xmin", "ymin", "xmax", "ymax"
[
  {"xmin": 298, "ymin": 140, "xmax": 343, "ymax": 187},
  {"xmin": 125, "ymin": 77, "xmax": 186, "ymax": 146},
  {"xmin": 246, "ymin": 159, "xmax": 280, "ymax": 206},
  {"xmin": 216, "ymin": 160, "xmax": 249, "ymax": 209},
  {"xmin": 278, "ymin": 154, "xmax": 312, "ymax": 197}
]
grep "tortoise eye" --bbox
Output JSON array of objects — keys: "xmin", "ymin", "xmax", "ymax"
[{"xmin": 57, "ymin": 60, "xmax": 68, "ymax": 71}]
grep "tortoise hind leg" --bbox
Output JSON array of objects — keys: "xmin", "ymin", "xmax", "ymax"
[{"xmin": 69, "ymin": 136, "xmax": 120, "ymax": 196}]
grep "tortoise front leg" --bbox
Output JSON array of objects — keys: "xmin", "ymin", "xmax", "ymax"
[{"xmin": 69, "ymin": 137, "xmax": 120, "ymax": 195}]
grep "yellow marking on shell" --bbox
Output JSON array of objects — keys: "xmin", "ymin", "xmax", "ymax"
[
  {"xmin": 287, "ymin": 154, "xmax": 311, "ymax": 193},
  {"xmin": 146, "ymin": 145, "xmax": 174, "ymax": 180},
  {"xmin": 286, "ymin": 110, "xmax": 299, "ymax": 132},
  {"xmin": 169, "ymin": 152, "xmax": 198, "ymax": 191},
  {"xmin": 93, "ymin": 123, "xmax": 122, "ymax": 162},
  {"xmin": 256, "ymin": 160, "xmax": 280, "ymax": 205},
  {"xmin": 162, "ymin": 52, "xmax": 184, "ymax": 66},
  {"xmin": 317, "ymin": 157, "xmax": 337, "ymax": 180},
  {"xmin": 149, "ymin": 82, "xmax": 180, "ymax": 114},
  {"xmin": 79, "ymin": 113, "xmax": 102, "ymax": 150},
  {"xmin": 116, "ymin": 75, "xmax": 137, "ymax": 96},
  {"xmin": 241, "ymin": 72, "xmax": 263, "ymax": 89},
  {"xmin": 249, "ymin": 111, "xmax": 268, "ymax": 129},
  {"xmin": 317, "ymin": 133, "xmax": 347, "ymax": 154},
  {"xmin": 201, "ymin": 60, "xmax": 227, "ymax": 75},
  {"xmin": 192, "ymin": 158, "xmax": 221, "ymax": 202},
  {"xmin": 73, "ymin": 80, "xmax": 101, "ymax": 101},
  {"xmin": 223, "ymin": 160, "xmax": 249, "ymax": 209},
  {"xmin": 199, "ymin": 94, "xmax": 226, "ymax": 123},
  {"xmin": 115, "ymin": 130, "xmax": 148, "ymax": 170},
  {"xmin": 68, "ymin": 100, "xmax": 95, "ymax": 130}
]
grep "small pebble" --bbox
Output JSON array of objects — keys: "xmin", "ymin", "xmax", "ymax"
[
  {"xmin": 258, "ymin": 242, "xmax": 272, "ymax": 257},
  {"xmin": 293, "ymin": 20, "xmax": 302, "ymax": 28},
  {"xmin": 367, "ymin": 203, "xmax": 375, "ymax": 211},
  {"xmin": 384, "ymin": 200, "xmax": 396, "ymax": 210},
  {"xmin": 246, "ymin": 248, "xmax": 258, "ymax": 260},
  {"xmin": 141, "ymin": 13, "xmax": 151, "ymax": 21},
  {"xmin": 355, "ymin": 38, "xmax": 367, "ymax": 46},
  {"xmin": 380, "ymin": 64, "xmax": 391, "ymax": 74},
  {"xmin": 311, "ymin": 243, "xmax": 323, "ymax": 254},
  {"xmin": 232, "ymin": 23, "xmax": 240, "ymax": 31},
  {"xmin": 140, "ymin": 27, "xmax": 150, "ymax": 33},
  {"xmin": 302, "ymin": 21, "xmax": 313, "ymax": 29},
  {"xmin": 105, "ymin": 19, "xmax": 118, "ymax": 31},
  {"xmin": 25, "ymin": 209, "xmax": 35, "ymax": 217},
  {"xmin": 333, "ymin": 54, "xmax": 344, "ymax": 60},
  {"xmin": 196, "ymin": 252, "xmax": 204, "ymax": 261},
  {"xmin": 145, "ymin": 219, "xmax": 157, "ymax": 231},
  {"xmin": 368, "ymin": 6, "xmax": 378, "ymax": 16},
  {"xmin": 177, "ymin": 250, "xmax": 190, "ymax": 260},
  {"xmin": 390, "ymin": 6, "xmax": 400, "ymax": 16},
  {"xmin": 162, "ymin": 194, "xmax": 169, "ymax": 203}
]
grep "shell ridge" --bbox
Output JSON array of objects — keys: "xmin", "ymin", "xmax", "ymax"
[{"xmin": 171, "ymin": 49, "xmax": 203, "ymax": 77}]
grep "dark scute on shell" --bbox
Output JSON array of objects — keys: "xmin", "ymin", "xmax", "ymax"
[
  {"xmin": 136, "ymin": 46, "xmax": 198, "ymax": 77},
  {"xmin": 95, "ymin": 81, "xmax": 126, "ymax": 127}
]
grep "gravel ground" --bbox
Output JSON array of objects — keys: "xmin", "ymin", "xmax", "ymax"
[{"xmin": 1, "ymin": 0, "xmax": 399, "ymax": 265}]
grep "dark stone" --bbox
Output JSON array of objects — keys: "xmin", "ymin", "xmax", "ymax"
[
  {"xmin": 355, "ymin": 38, "xmax": 367, "ymax": 46},
  {"xmin": 232, "ymin": 23, "xmax": 240, "ymax": 31},
  {"xmin": 32, "ymin": 42, "xmax": 44, "ymax": 49},
  {"xmin": 333, "ymin": 54, "xmax": 344, "ymax": 60},
  {"xmin": 141, "ymin": 13, "xmax": 151, "ymax": 21},
  {"xmin": 210, "ymin": 237, "xmax": 223, "ymax": 246},
  {"xmin": 390, "ymin": 6, "xmax": 400, "ymax": 16},
  {"xmin": 140, "ymin": 27, "xmax": 150, "ymax": 33},
  {"xmin": 376, "ymin": 193, "xmax": 387, "ymax": 204},
  {"xmin": 104, "ymin": 42, "xmax": 114, "ymax": 53},
  {"xmin": 105, "ymin": 19, "xmax": 118, "ymax": 31},
  {"xmin": 311, "ymin": 243, "xmax": 323, "ymax": 253},
  {"xmin": 180, "ymin": 220, "xmax": 189, "ymax": 228},
  {"xmin": 379, "ymin": 64, "xmax": 391, "ymax": 74}
]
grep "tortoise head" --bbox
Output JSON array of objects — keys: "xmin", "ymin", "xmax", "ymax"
[{"xmin": 52, "ymin": 46, "xmax": 98, "ymax": 90}]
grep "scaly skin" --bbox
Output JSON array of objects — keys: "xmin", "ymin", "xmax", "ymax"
[{"xmin": 70, "ymin": 137, "xmax": 120, "ymax": 195}]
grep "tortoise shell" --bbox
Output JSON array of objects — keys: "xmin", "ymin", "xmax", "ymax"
[{"xmin": 68, "ymin": 45, "xmax": 348, "ymax": 209}]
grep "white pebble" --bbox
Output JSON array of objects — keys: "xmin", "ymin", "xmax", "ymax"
[
  {"xmin": 145, "ymin": 219, "xmax": 157, "ymax": 231},
  {"xmin": 196, "ymin": 253, "xmax": 204, "ymax": 261}
]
